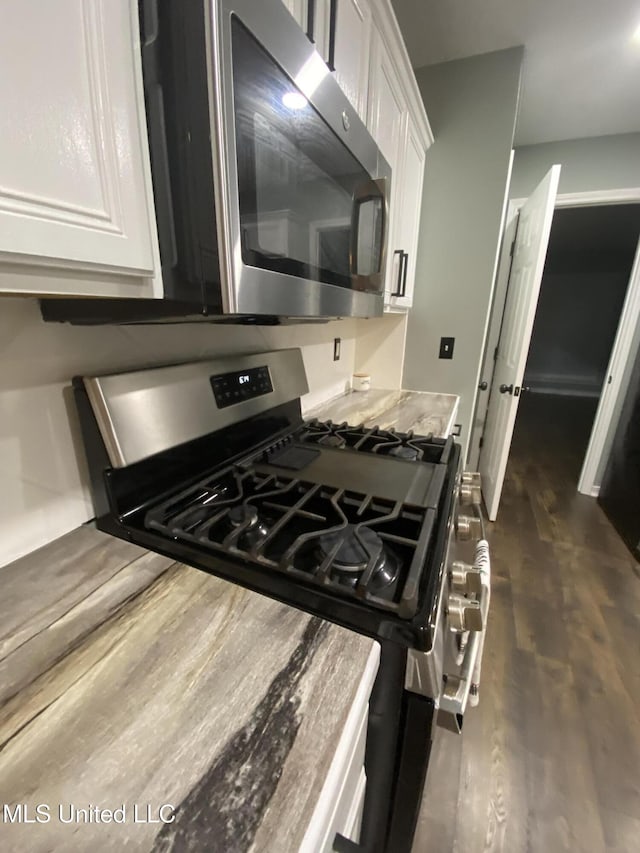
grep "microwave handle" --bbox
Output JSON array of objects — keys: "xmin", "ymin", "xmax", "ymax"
[
  {"xmin": 349, "ymin": 178, "xmax": 387, "ymax": 287},
  {"xmin": 140, "ymin": 0, "xmax": 179, "ymax": 268}
]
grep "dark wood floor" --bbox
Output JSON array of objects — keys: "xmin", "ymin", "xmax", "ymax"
[{"xmin": 413, "ymin": 393, "xmax": 640, "ymax": 853}]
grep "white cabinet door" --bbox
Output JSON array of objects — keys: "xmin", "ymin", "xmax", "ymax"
[
  {"xmin": 367, "ymin": 26, "xmax": 407, "ymax": 305},
  {"xmin": 387, "ymin": 114, "xmax": 426, "ymax": 310},
  {"xmin": 331, "ymin": 0, "xmax": 371, "ymax": 121},
  {"xmin": 288, "ymin": 1, "xmax": 370, "ymax": 122},
  {"xmin": 0, "ymin": 0, "xmax": 155, "ymax": 290},
  {"xmin": 281, "ymin": 0, "xmax": 308, "ymax": 30}
]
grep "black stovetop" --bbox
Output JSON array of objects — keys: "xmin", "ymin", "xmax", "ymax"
[{"xmin": 92, "ymin": 404, "xmax": 459, "ymax": 651}]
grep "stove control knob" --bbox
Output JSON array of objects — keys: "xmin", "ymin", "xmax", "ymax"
[
  {"xmin": 448, "ymin": 594, "xmax": 483, "ymax": 632},
  {"xmin": 459, "ymin": 472, "xmax": 482, "ymax": 506},
  {"xmin": 450, "ymin": 561, "xmax": 483, "ymax": 595},
  {"xmin": 456, "ymin": 514, "xmax": 481, "ymax": 541}
]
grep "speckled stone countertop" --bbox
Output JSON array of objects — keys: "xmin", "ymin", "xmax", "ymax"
[
  {"xmin": 305, "ymin": 389, "xmax": 459, "ymax": 438},
  {"xmin": 0, "ymin": 527, "xmax": 377, "ymax": 852}
]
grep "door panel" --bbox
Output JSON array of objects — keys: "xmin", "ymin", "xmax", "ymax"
[
  {"xmin": 280, "ymin": 0, "xmax": 307, "ymax": 29},
  {"xmin": 367, "ymin": 28, "xmax": 407, "ymax": 303},
  {"xmin": 0, "ymin": 0, "xmax": 155, "ymax": 279},
  {"xmin": 332, "ymin": 0, "xmax": 371, "ymax": 121},
  {"xmin": 479, "ymin": 165, "xmax": 561, "ymax": 520},
  {"xmin": 387, "ymin": 114, "xmax": 425, "ymax": 309}
]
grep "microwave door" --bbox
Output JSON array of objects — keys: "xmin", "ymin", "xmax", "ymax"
[{"xmin": 213, "ymin": 0, "xmax": 389, "ymax": 318}]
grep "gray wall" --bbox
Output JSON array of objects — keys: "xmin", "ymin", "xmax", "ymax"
[
  {"xmin": 510, "ymin": 133, "xmax": 640, "ymax": 199},
  {"xmin": 402, "ymin": 48, "xmax": 523, "ymax": 459}
]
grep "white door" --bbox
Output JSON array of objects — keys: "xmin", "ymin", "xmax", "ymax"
[{"xmin": 479, "ymin": 165, "xmax": 561, "ymax": 520}]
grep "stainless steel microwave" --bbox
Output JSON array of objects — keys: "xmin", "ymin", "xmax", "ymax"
[{"xmin": 43, "ymin": 0, "xmax": 391, "ymax": 325}]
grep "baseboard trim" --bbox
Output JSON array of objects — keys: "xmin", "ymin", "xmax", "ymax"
[{"xmin": 590, "ymin": 485, "xmax": 600, "ymax": 498}]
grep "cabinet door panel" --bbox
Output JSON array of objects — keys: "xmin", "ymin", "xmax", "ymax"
[
  {"xmin": 332, "ymin": 0, "xmax": 371, "ymax": 120},
  {"xmin": 0, "ymin": 0, "xmax": 155, "ymax": 280},
  {"xmin": 367, "ymin": 38, "xmax": 404, "ymax": 168},
  {"xmin": 388, "ymin": 116, "xmax": 425, "ymax": 309},
  {"xmin": 367, "ymin": 29, "xmax": 406, "ymax": 302},
  {"xmin": 281, "ymin": 0, "xmax": 308, "ymax": 30}
]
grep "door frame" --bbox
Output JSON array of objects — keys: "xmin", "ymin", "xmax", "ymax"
[
  {"xmin": 496, "ymin": 186, "xmax": 640, "ymax": 496},
  {"xmin": 578, "ymin": 228, "xmax": 640, "ymax": 495}
]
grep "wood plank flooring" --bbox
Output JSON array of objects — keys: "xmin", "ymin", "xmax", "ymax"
[{"xmin": 413, "ymin": 394, "xmax": 640, "ymax": 853}]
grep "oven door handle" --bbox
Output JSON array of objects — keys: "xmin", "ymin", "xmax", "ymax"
[{"xmin": 438, "ymin": 539, "xmax": 491, "ymax": 734}]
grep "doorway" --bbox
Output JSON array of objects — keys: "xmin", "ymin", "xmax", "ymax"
[
  {"xmin": 477, "ymin": 198, "xmax": 640, "ymax": 520},
  {"xmin": 519, "ymin": 203, "xmax": 640, "ymax": 482}
]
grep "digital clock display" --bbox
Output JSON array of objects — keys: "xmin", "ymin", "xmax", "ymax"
[{"xmin": 210, "ymin": 365, "xmax": 273, "ymax": 408}]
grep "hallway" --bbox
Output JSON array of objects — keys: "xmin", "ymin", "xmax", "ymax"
[{"xmin": 413, "ymin": 394, "xmax": 640, "ymax": 853}]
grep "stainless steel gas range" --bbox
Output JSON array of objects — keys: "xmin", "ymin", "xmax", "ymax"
[{"xmin": 74, "ymin": 348, "xmax": 490, "ymax": 853}]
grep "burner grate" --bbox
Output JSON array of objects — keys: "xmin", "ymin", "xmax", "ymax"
[
  {"xmin": 144, "ymin": 465, "xmax": 437, "ymax": 618},
  {"xmin": 299, "ymin": 419, "xmax": 452, "ymax": 463}
]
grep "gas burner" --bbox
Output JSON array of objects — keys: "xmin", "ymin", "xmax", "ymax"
[
  {"xmin": 228, "ymin": 504, "xmax": 269, "ymax": 549},
  {"xmin": 229, "ymin": 504, "xmax": 257, "ymax": 526},
  {"xmin": 318, "ymin": 433, "xmax": 346, "ymax": 449},
  {"xmin": 388, "ymin": 445, "xmax": 420, "ymax": 461},
  {"xmin": 317, "ymin": 525, "xmax": 399, "ymax": 592}
]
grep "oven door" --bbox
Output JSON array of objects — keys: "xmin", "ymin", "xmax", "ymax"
[{"xmin": 210, "ymin": 0, "xmax": 390, "ymax": 318}]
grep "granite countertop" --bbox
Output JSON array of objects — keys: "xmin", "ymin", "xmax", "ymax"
[
  {"xmin": 305, "ymin": 388, "xmax": 459, "ymax": 438},
  {"xmin": 0, "ymin": 527, "xmax": 377, "ymax": 852}
]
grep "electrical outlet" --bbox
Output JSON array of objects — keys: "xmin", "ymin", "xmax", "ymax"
[
  {"xmin": 439, "ymin": 337, "xmax": 455, "ymax": 359},
  {"xmin": 333, "ymin": 337, "xmax": 341, "ymax": 361}
]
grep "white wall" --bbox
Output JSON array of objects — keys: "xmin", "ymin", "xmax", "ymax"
[
  {"xmin": 0, "ymin": 297, "xmax": 357, "ymax": 567},
  {"xmin": 354, "ymin": 313, "xmax": 408, "ymax": 388},
  {"xmin": 402, "ymin": 48, "xmax": 523, "ymax": 460}
]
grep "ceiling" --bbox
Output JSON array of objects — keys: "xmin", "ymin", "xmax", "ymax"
[{"xmin": 390, "ymin": 0, "xmax": 640, "ymax": 146}]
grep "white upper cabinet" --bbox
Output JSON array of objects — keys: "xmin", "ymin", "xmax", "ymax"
[
  {"xmin": 367, "ymin": 26, "xmax": 408, "ymax": 305},
  {"xmin": 281, "ymin": 0, "xmax": 308, "ymax": 30},
  {"xmin": 387, "ymin": 114, "xmax": 426, "ymax": 310},
  {"xmin": 330, "ymin": 0, "xmax": 371, "ymax": 121},
  {"xmin": 367, "ymin": 0, "xmax": 433, "ymax": 311},
  {"xmin": 290, "ymin": 0, "xmax": 371, "ymax": 120},
  {"xmin": 0, "ymin": 0, "xmax": 157, "ymax": 296},
  {"xmin": 366, "ymin": 28, "xmax": 406, "ymax": 169}
]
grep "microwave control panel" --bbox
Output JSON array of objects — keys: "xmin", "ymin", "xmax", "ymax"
[{"xmin": 210, "ymin": 365, "xmax": 273, "ymax": 408}]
